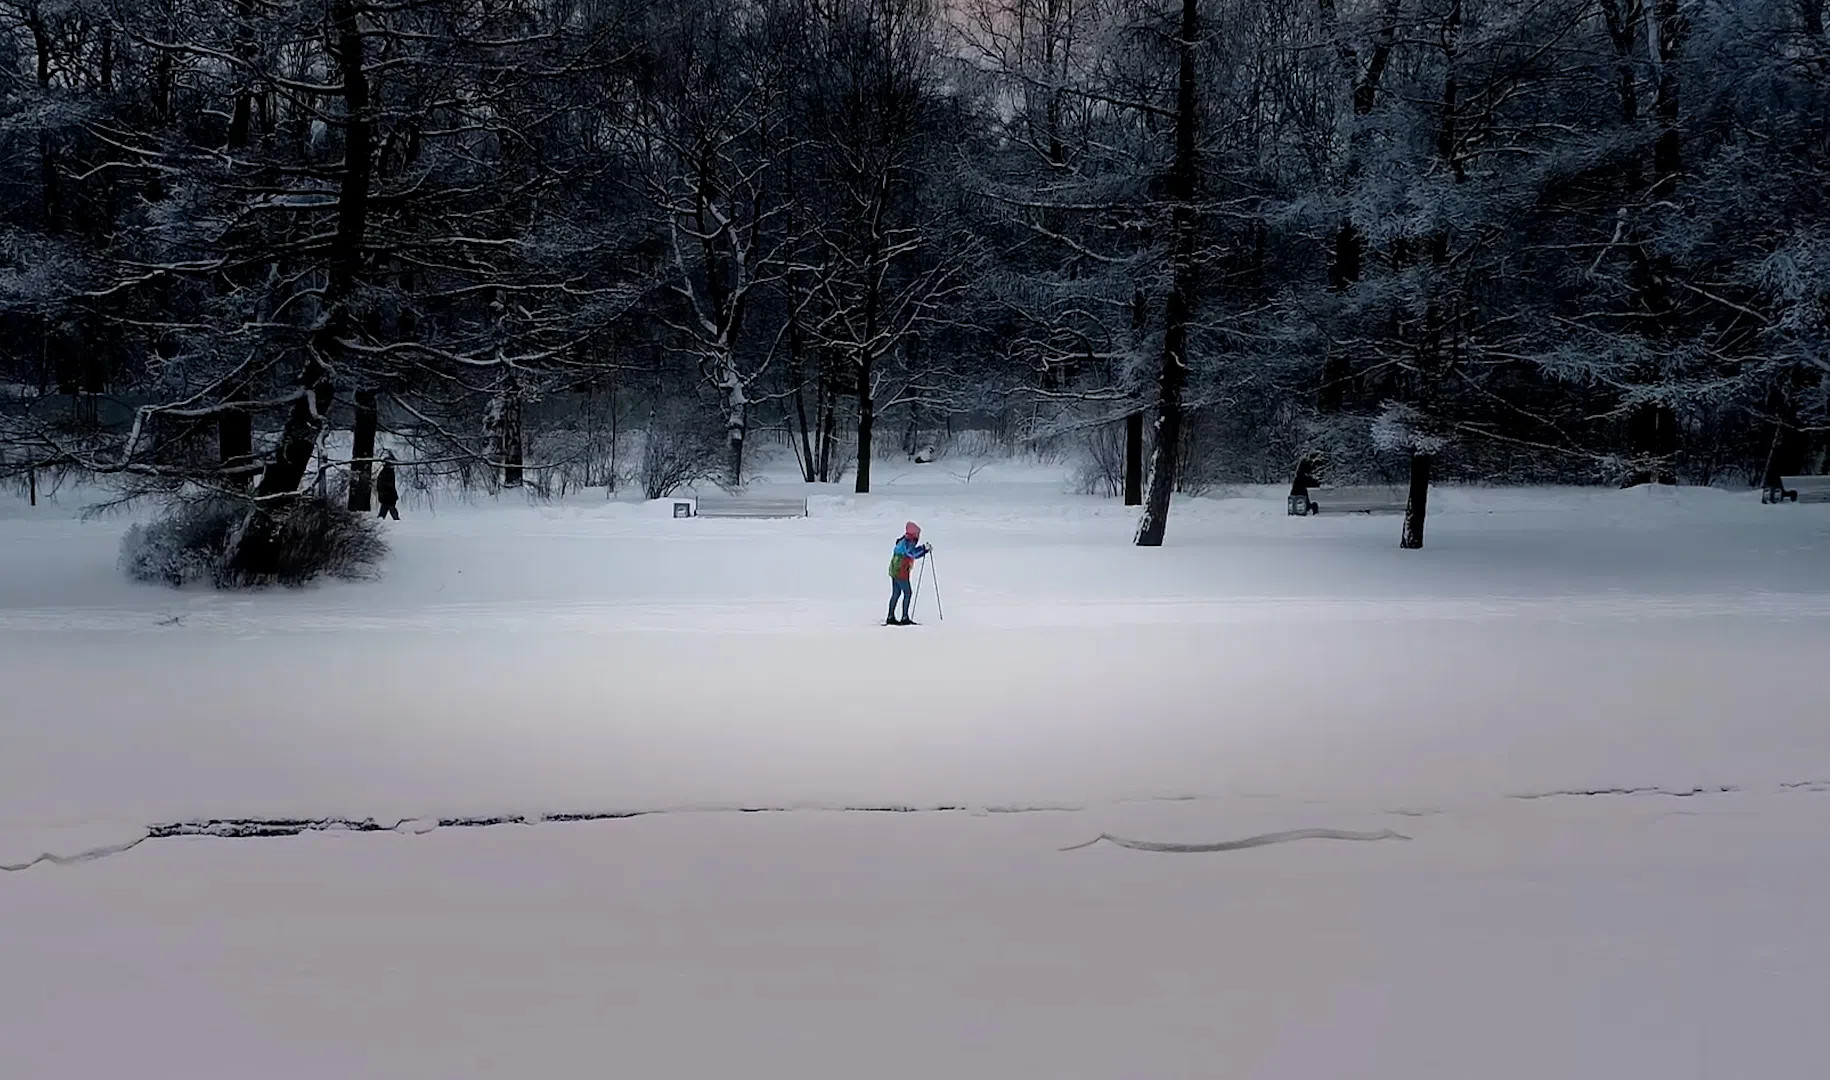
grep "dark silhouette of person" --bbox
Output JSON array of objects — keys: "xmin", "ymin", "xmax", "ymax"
[{"xmin": 376, "ymin": 453, "xmax": 400, "ymax": 520}]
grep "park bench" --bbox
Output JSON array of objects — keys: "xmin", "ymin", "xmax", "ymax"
[
  {"xmin": 676, "ymin": 493, "xmax": 809, "ymax": 519},
  {"xmin": 1288, "ymin": 485, "xmax": 1408, "ymax": 516},
  {"xmin": 1762, "ymin": 476, "xmax": 1830, "ymax": 505}
]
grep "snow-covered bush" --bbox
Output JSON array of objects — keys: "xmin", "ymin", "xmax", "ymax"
[
  {"xmin": 1072, "ymin": 423, "xmax": 1125, "ymax": 498},
  {"xmin": 121, "ymin": 494, "xmax": 387, "ymax": 589},
  {"xmin": 945, "ymin": 429, "xmax": 1013, "ymax": 460},
  {"xmin": 637, "ymin": 418, "xmax": 723, "ymax": 499},
  {"xmin": 120, "ymin": 498, "xmax": 241, "ymax": 587}
]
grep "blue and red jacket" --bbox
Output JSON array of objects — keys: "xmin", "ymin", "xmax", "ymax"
[{"xmin": 888, "ymin": 537, "xmax": 929, "ymax": 581}]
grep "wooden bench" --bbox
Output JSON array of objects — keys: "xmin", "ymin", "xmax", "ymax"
[
  {"xmin": 687, "ymin": 494, "xmax": 809, "ymax": 519},
  {"xmin": 1289, "ymin": 485, "xmax": 1408, "ymax": 516},
  {"xmin": 1763, "ymin": 476, "xmax": 1830, "ymax": 504}
]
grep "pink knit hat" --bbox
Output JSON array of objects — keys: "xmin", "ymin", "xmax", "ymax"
[{"xmin": 904, "ymin": 521, "xmax": 921, "ymax": 540}]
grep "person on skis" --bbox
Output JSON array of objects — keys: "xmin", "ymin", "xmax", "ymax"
[{"xmin": 886, "ymin": 521, "xmax": 931, "ymax": 625}]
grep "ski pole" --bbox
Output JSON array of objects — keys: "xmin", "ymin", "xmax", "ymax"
[{"xmin": 928, "ymin": 550, "xmax": 944, "ymax": 622}]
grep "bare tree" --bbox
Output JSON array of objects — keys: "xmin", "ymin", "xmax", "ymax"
[
  {"xmin": 1130, "ymin": 0, "xmax": 1200, "ymax": 546},
  {"xmin": 799, "ymin": 0, "xmax": 976, "ymax": 494}
]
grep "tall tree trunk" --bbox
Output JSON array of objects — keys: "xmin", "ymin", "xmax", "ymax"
[
  {"xmin": 257, "ymin": 0, "xmax": 368, "ymax": 502},
  {"xmin": 1318, "ymin": 224, "xmax": 1362, "ymax": 411},
  {"xmin": 251, "ymin": 367, "xmax": 336, "ymax": 504},
  {"xmin": 1623, "ymin": 0, "xmax": 1683, "ymax": 485},
  {"xmin": 152, "ymin": 0, "xmax": 175, "ymax": 123},
  {"xmin": 1400, "ymin": 452, "xmax": 1431, "ymax": 549},
  {"xmin": 1316, "ymin": 0, "xmax": 1400, "ymax": 413},
  {"xmin": 855, "ymin": 348, "xmax": 874, "ymax": 495},
  {"xmin": 219, "ymin": 404, "xmax": 252, "ymax": 475},
  {"xmin": 1600, "ymin": 0, "xmax": 1641, "ymax": 127},
  {"xmin": 323, "ymin": 0, "xmax": 372, "ymax": 311},
  {"xmin": 792, "ymin": 386, "xmax": 816, "ymax": 482},
  {"xmin": 607, "ymin": 374, "xmax": 620, "ymax": 493},
  {"xmin": 789, "ymin": 316, "xmax": 817, "ymax": 482},
  {"xmin": 500, "ymin": 389, "xmax": 524, "ymax": 489},
  {"xmin": 1134, "ymin": 0, "xmax": 1200, "ymax": 547},
  {"xmin": 1124, "ymin": 412, "xmax": 1144, "ymax": 505},
  {"xmin": 228, "ymin": 0, "xmax": 256, "ymax": 151},
  {"xmin": 1437, "ymin": 0, "xmax": 1465, "ymax": 182},
  {"xmin": 728, "ymin": 424, "xmax": 744, "ymax": 489},
  {"xmin": 1394, "ymin": 7, "xmax": 1459, "ymax": 547},
  {"xmin": 717, "ymin": 354, "xmax": 747, "ymax": 488},
  {"xmin": 854, "ymin": 242, "xmax": 884, "ymax": 494},
  {"xmin": 1601, "ymin": 0, "xmax": 1678, "ymax": 485},
  {"xmin": 1651, "ymin": 0, "xmax": 1683, "ymax": 193},
  {"xmin": 30, "ymin": 16, "xmax": 60, "ymax": 235},
  {"xmin": 229, "ymin": 0, "xmax": 368, "ymax": 574},
  {"xmin": 818, "ymin": 368, "xmax": 838, "ymax": 483},
  {"xmin": 1125, "ymin": 286, "xmax": 1147, "ymax": 506},
  {"xmin": 348, "ymin": 388, "xmax": 377, "ymax": 511}
]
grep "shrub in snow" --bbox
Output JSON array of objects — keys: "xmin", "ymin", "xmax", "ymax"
[
  {"xmin": 1072, "ymin": 424, "xmax": 1125, "ymax": 498},
  {"xmin": 120, "ymin": 498, "xmax": 241, "ymax": 587},
  {"xmin": 945, "ymin": 429, "xmax": 1011, "ymax": 461},
  {"xmin": 121, "ymin": 494, "xmax": 387, "ymax": 589},
  {"xmin": 638, "ymin": 416, "xmax": 724, "ymax": 500},
  {"xmin": 1174, "ymin": 420, "xmax": 1226, "ymax": 498}
]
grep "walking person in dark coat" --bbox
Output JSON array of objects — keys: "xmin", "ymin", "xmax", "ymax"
[{"xmin": 376, "ymin": 452, "xmax": 400, "ymax": 520}]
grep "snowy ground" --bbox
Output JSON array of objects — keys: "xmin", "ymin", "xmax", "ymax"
[{"xmin": 3, "ymin": 462, "xmax": 1828, "ymax": 1078}]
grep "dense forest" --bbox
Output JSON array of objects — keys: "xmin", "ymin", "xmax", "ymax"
[{"xmin": 1, "ymin": 0, "xmax": 1826, "ymax": 549}]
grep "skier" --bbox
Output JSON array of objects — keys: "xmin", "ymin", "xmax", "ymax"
[
  {"xmin": 886, "ymin": 521, "xmax": 931, "ymax": 625},
  {"xmin": 376, "ymin": 452, "xmax": 401, "ymax": 521}
]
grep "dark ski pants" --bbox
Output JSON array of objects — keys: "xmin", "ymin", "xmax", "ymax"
[
  {"xmin": 378, "ymin": 502, "xmax": 399, "ymax": 520},
  {"xmin": 888, "ymin": 577, "xmax": 913, "ymax": 622}
]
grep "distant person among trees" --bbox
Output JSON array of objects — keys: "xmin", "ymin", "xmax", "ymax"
[
  {"xmin": 886, "ymin": 521, "xmax": 930, "ymax": 626},
  {"xmin": 376, "ymin": 453, "xmax": 401, "ymax": 521}
]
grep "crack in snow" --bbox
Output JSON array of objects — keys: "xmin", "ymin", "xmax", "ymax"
[
  {"xmin": 10, "ymin": 782, "xmax": 1825, "ymax": 873},
  {"xmin": 1510, "ymin": 785, "xmax": 1741, "ymax": 800},
  {"xmin": 0, "ymin": 834, "xmax": 153, "ymax": 872},
  {"xmin": 1060, "ymin": 828, "xmax": 1412, "ymax": 854},
  {"xmin": 0, "ymin": 804, "xmax": 1021, "ymax": 873},
  {"xmin": 1509, "ymin": 778, "xmax": 1830, "ymax": 801}
]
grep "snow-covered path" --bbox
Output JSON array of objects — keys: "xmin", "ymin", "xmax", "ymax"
[{"xmin": 3, "ymin": 473, "xmax": 1828, "ymax": 1078}]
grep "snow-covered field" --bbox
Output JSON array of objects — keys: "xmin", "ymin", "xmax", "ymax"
[{"xmin": 3, "ymin": 463, "xmax": 1828, "ymax": 1078}]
